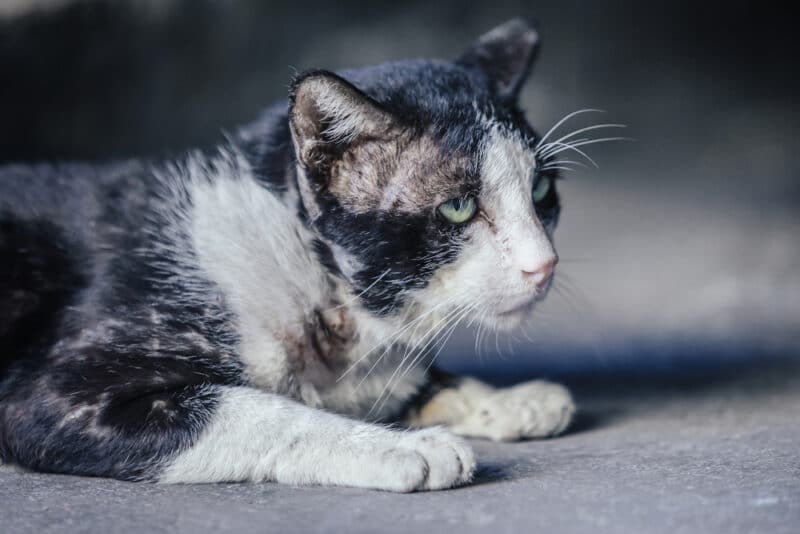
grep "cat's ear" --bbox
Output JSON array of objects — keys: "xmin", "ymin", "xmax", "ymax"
[
  {"xmin": 458, "ymin": 18, "xmax": 540, "ymax": 103},
  {"xmin": 289, "ymin": 71, "xmax": 397, "ymax": 173}
]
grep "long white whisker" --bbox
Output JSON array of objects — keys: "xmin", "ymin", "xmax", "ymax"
[
  {"xmin": 541, "ymin": 141, "xmax": 599, "ymax": 168},
  {"xmin": 535, "ymin": 109, "xmax": 605, "ymax": 149},
  {"xmin": 401, "ymin": 301, "xmax": 477, "ymax": 381},
  {"xmin": 538, "ymin": 123, "xmax": 626, "ymax": 157},
  {"xmin": 540, "ymin": 159, "xmax": 587, "ymax": 170},
  {"xmin": 422, "ymin": 303, "xmax": 477, "ymax": 375},
  {"xmin": 395, "ymin": 302, "xmax": 467, "ymax": 377},
  {"xmin": 372, "ymin": 302, "xmax": 477, "ymax": 416},
  {"xmin": 338, "ymin": 295, "xmax": 456, "ymax": 382},
  {"xmin": 543, "ymin": 136, "xmax": 632, "ymax": 159},
  {"xmin": 367, "ymin": 302, "xmax": 469, "ymax": 416},
  {"xmin": 538, "ymin": 165, "xmax": 579, "ymax": 173},
  {"xmin": 328, "ymin": 268, "xmax": 391, "ymax": 311}
]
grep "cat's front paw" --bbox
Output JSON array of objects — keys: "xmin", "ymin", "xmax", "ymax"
[
  {"xmin": 455, "ymin": 380, "xmax": 575, "ymax": 441},
  {"xmin": 368, "ymin": 427, "xmax": 475, "ymax": 492}
]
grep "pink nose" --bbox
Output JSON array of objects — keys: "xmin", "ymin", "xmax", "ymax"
[{"xmin": 522, "ymin": 258, "xmax": 557, "ymax": 287}]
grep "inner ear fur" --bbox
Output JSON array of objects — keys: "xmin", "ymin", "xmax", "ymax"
[{"xmin": 288, "ymin": 71, "xmax": 399, "ymax": 175}]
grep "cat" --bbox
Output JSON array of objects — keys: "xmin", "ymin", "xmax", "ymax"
[{"xmin": 0, "ymin": 18, "xmax": 576, "ymax": 491}]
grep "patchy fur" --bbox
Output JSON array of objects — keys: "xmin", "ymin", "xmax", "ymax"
[{"xmin": 0, "ymin": 19, "xmax": 575, "ymax": 491}]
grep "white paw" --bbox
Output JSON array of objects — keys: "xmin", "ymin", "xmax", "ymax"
[
  {"xmin": 455, "ymin": 380, "xmax": 575, "ymax": 441},
  {"xmin": 362, "ymin": 427, "xmax": 476, "ymax": 492}
]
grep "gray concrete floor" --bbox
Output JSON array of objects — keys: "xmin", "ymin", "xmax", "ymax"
[{"xmin": 2, "ymin": 358, "xmax": 798, "ymax": 534}]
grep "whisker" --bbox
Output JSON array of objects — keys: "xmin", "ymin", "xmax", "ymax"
[
  {"xmin": 338, "ymin": 295, "xmax": 456, "ymax": 382},
  {"xmin": 407, "ymin": 301, "xmax": 477, "ymax": 380},
  {"xmin": 535, "ymin": 108, "xmax": 605, "ymax": 149},
  {"xmin": 538, "ymin": 123, "xmax": 627, "ymax": 157},
  {"xmin": 375, "ymin": 302, "xmax": 477, "ymax": 415},
  {"xmin": 540, "ymin": 141, "xmax": 599, "ymax": 168},
  {"xmin": 473, "ymin": 309, "xmax": 487, "ymax": 360},
  {"xmin": 540, "ymin": 159, "xmax": 588, "ymax": 170},
  {"xmin": 538, "ymin": 165, "xmax": 579, "ymax": 173},
  {"xmin": 368, "ymin": 297, "xmax": 460, "ymax": 375},
  {"xmin": 328, "ymin": 268, "xmax": 391, "ymax": 311},
  {"xmin": 557, "ymin": 272, "xmax": 594, "ymax": 313},
  {"xmin": 399, "ymin": 302, "xmax": 469, "ymax": 374},
  {"xmin": 543, "ymin": 136, "xmax": 632, "ymax": 159},
  {"xmin": 422, "ymin": 303, "xmax": 477, "ymax": 375},
  {"xmin": 552, "ymin": 284, "xmax": 582, "ymax": 315},
  {"xmin": 367, "ymin": 302, "xmax": 470, "ymax": 416}
]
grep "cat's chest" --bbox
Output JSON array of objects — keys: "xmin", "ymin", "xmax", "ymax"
[
  {"xmin": 188, "ymin": 171, "xmax": 427, "ymax": 418},
  {"xmin": 280, "ymin": 307, "xmax": 430, "ymax": 421},
  {"xmin": 283, "ymin": 306, "xmax": 357, "ymax": 389}
]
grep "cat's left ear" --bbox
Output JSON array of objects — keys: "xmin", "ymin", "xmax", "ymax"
[
  {"xmin": 288, "ymin": 70, "xmax": 398, "ymax": 175},
  {"xmin": 458, "ymin": 18, "xmax": 540, "ymax": 103}
]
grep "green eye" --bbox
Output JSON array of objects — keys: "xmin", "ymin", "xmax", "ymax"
[
  {"xmin": 437, "ymin": 196, "xmax": 477, "ymax": 224},
  {"xmin": 532, "ymin": 176, "xmax": 551, "ymax": 204}
]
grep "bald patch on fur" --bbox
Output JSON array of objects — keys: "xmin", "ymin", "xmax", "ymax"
[
  {"xmin": 328, "ymin": 131, "xmax": 476, "ymax": 214},
  {"xmin": 284, "ymin": 305, "xmax": 358, "ymax": 388}
]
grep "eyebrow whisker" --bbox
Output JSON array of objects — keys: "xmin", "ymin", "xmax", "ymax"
[
  {"xmin": 535, "ymin": 108, "xmax": 605, "ymax": 149},
  {"xmin": 537, "ymin": 123, "xmax": 627, "ymax": 157}
]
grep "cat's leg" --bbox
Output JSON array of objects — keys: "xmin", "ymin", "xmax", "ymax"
[
  {"xmin": 160, "ymin": 386, "xmax": 475, "ymax": 491},
  {"xmin": 405, "ymin": 370, "xmax": 575, "ymax": 441},
  {"xmin": 2, "ymin": 381, "xmax": 474, "ymax": 491}
]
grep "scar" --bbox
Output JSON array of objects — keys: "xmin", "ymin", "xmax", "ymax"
[{"xmin": 478, "ymin": 208, "xmax": 497, "ymax": 233}]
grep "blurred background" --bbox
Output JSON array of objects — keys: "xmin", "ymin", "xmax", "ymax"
[{"xmin": 1, "ymin": 0, "xmax": 798, "ymax": 380}]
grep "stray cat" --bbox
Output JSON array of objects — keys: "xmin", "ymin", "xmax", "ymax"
[{"xmin": 0, "ymin": 19, "xmax": 577, "ymax": 491}]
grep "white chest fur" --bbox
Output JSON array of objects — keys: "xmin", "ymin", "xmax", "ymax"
[{"xmin": 187, "ymin": 154, "xmax": 427, "ymax": 420}]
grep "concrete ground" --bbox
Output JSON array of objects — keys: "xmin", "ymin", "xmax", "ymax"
[{"xmin": 2, "ymin": 357, "xmax": 798, "ymax": 534}]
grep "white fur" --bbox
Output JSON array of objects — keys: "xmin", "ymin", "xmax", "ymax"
[
  {"xmin": 414, "ymin": 125, "xmax": 557, "ymax": 331},
  {"xmin": 449, "ymin": 380, "xmax": 575, "ymax": 441},
  {"xmin": 187, "ymin": 152, "xmax": 432, "ymax": 419},
  {"xmin": 408, "ymin": 378, "xmax": 575, "ymax": 441},
  {"xmin": 160, "ymin": 386, "xmax": 475, "ymax": 491},
  {"xmin": 191, "ymin": 157, "xmax": 330, "ymax": 394},
  {"xmin": 302, "ymin": 77, "xmax": 389, "ymax": 144}
]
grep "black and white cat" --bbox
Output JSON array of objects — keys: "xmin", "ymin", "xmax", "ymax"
[{"xmin": 0, "ymin": 19, "xmax": 577, "ymax": 491}]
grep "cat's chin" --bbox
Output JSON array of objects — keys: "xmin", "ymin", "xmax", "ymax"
[{"xmin": 485, "ymin": 299, "xmax": 537, "ymax": 332}]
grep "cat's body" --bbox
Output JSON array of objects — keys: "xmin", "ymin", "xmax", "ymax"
[{"xmin": 0, "ymin": 19, "xmax": 576, "ymax": 491}]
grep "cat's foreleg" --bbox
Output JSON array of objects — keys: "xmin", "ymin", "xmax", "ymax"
[
  {"xmin": 161, "ymin": 386, "xmax": 475, "ymax": 491},
  {"xmin": 405, "ymin": 371, "xmax": 575, "ymax": 441}
]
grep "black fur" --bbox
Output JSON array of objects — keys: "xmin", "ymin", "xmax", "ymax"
[{"xmin": 0, "ymin": 162, "xmax": 242, "ymax": 479}]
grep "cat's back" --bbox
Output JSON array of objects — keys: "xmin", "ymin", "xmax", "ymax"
[
  {"xmin": 0, "ymin": 160, "xmax": 154, "ymax": 380},
  {"xmin": 0, "ymin": 160, "xmax": 152, "ymax": 235}
]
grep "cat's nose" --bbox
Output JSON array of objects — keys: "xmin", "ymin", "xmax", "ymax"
[{"xmin": 521, "ymin": 257, "xmax": 557, "ymax": 287}]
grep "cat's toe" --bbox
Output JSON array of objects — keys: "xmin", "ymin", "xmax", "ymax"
[
  {"xmin": 506, "ymin": 380, "xmax": 575, "ymax": 439},
  {"xmin": 371, "ymin": 448, "xmax": 430, "ymax": 493},
  {"xmin": 398, "ymin": 427, "xmax": 476, "ymax": 490},
  {"xmin": 460, "ymin": 380, "xmax": 575, "ymax": 441}
]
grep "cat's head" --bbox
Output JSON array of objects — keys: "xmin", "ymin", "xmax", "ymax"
[{"xmin": 289, "ymin": 19, "xmax": 559, "ymax": 331}]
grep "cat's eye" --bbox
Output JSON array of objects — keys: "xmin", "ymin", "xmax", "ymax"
[
  {"xmin": 532, "ymin": 176, "xmax": 551, "ymax": 204},
  {"xmin": 437, "ymin": 197, "xmax": 477, "ymax": 224}
]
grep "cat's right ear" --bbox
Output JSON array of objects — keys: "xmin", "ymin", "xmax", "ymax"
[
  {"xmin": 458, "ymin": 18, "xmax": 540, "ymax": 103},
  {"xmin": 288, "ymin": 71, "xmax": 398, "ymax": 176}
]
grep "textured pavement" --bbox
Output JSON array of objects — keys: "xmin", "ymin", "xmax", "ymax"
[{"xmin": 2, "ymin": 358, "xmax": 798, "ymax": 534}]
